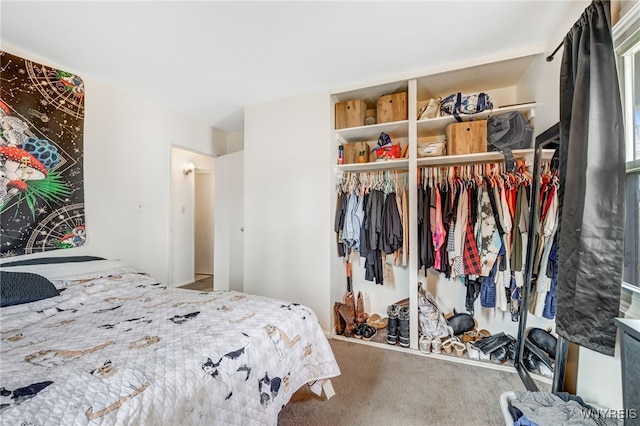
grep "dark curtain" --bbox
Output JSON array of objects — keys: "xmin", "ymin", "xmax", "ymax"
[{"xmin": 556, "ymin": 0, "xmax": 625, "ymax": 356}]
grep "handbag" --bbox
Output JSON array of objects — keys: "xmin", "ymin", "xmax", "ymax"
[
  {"xmin": 440, "ymin": 92, "xmax": 493, "ymax": 120},
  {"xmin": 417, "ymin": 97, "xmax": 441, "ymax": 120},
  {"xmin": 418, "ymin": 285, "xmax": 453, "ymax": 339},
  {"xmin": 487, "ymin": 111, "xmax": 533, "ymax": 171}
]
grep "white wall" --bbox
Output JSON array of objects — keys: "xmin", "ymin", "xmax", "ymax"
[
  {"xmin": 244, "ymin": 92, "xmax": 332, "ymax": 330},
  {"xmin": 1, "ymin": 43, "xmax": 217, "ymax": 285},
  {"xmin": 226, "ymin": 131, "xmax": 244, "ymax": 153},
  {"xmin": 517, "ymin": 0, "xmax": 591, "ymax": 137}
]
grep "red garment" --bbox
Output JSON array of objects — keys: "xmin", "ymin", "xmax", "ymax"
[
  {"xmin": 506, "ymin": 186, "xmax": 517, "ymax": 218},
  {"xmin": 540, "ymin": 185, "xmax": 556, "ymax": 222},
  {"xmin": 463, "ymin": 190, "xmax": 482, "ymax": 276}
]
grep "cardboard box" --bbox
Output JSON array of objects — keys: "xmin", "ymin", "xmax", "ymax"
[
  {"xmin": 335, "ymin": 100, "xmax": 367, "ymax": 129},
  {"xmin": 377, "ymin": 92, "xmax": 408, "ymax": 124},
  {"xmin": 445, "ymin": 120, "xmax": 487, "ymax": 155},
  {"xmin": 343, "ymin": 141, "xmax": 371, "ymax": 164}
]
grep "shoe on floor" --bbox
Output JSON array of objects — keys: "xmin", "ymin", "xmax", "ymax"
[{"xmin": 362, "ymin": 324, "xmax": 377, "ymax": 341}]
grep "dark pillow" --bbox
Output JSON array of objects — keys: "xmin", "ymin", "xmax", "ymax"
[
  {"xmin": 1, "ymin": 256, "xmax": 105, "ymax": 267},
  {"xmin": 0, "ymin": 271, "xmax": 60, "ymax": 307}
]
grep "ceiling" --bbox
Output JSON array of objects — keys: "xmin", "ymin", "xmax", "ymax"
[{"xmin": 1, "ymin": 1, "xmax": 577, "ymax": 133}]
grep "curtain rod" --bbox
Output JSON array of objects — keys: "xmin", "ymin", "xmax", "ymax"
[{"xmin": 546, "ymin": 41, "xmax": 564, "ymax": 62}]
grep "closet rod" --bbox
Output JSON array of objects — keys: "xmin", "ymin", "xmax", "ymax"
[{"xmin": 546, "ymin": 41, "xmax": 564, "ymax": 62}]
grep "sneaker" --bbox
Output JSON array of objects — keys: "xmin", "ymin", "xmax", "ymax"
[
  {"xmin": 419, "ymin": 335, "xmax": 432, "ymax": 354},
  {"xmin": 353, "ymin": 323, "xmax": 366, "ymax": 339},
  {"xmin": 362, "ymin": 324, "xmax": 377, "ymax": 341}
]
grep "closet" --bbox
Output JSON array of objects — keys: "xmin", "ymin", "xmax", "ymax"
[{"xmin": 329, "ymin": 50, "xmax": 558, "ymax": 382}]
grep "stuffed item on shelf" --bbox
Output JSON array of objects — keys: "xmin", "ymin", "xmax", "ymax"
[{"xmin": 372, "ymin": 132, "xmax": 401, "ymax": 161}]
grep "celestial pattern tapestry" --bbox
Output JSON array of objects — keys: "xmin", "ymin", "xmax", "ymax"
[{"xmin": 0, "ymin": 51, "xmax": 86, "ymax": 257}]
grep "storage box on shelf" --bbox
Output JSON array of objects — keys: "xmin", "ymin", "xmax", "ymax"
[
  {"xmin": 342, "ymin": 141, "xmax": 372, "ymax": 164},
  {"xmin": 335, "ymin": 99, "xmax": 367, "ymax": 129},
  {"xmin": 445, "ymin": 119, "xmax": 488, "ymax": 155},
  {"xmin": 377, "ymin": 92, "xmax": 408, "ymax": 124}
]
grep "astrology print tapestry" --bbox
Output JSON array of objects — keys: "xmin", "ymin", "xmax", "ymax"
[{"xmin": 0, "ymin": 51, "xmax": 86, "ymax": 256}]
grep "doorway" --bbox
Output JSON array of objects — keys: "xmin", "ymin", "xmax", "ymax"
[
  {"xmin": 169, "ymin": 146, "xmax": 215, "ymax": 289},
  {"xmin": 194, "ymin": 170, "xmax": 214, "ymax": 290}
]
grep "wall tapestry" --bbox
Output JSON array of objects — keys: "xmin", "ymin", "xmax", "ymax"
[{"xmin": 0, "ymin": 51, "xmax": 86, "ymax": 257}]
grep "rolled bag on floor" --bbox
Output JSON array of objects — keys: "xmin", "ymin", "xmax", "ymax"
[
  {"xmin": 446, "ymin": 312, "xmax": 476, "ymax": 336},
  {"xmin": 527, "ymin": 328, "xmax": 557, "ymax": 359}
]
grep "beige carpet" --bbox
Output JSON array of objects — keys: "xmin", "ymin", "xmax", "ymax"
[
  {"xmin": 179, "ymin": 275, "xmax": 213, "ymax": 291},
  {"xmin": 278, "ymin": 338, "xmax": 545, "ymax": 426}
]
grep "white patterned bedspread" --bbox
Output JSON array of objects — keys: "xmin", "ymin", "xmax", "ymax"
[{"xmin": 0, "ymin": 262, "xmax": 340, "ymax": 425}]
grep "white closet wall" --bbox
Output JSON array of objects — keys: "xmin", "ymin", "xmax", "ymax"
[{"xmin": 244, "ymin": 92, "xmax": 333, "ymax": 330}]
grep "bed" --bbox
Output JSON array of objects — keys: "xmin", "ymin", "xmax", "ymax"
[{"xmin": 0, "ymin": 257, "xmax": 340, "ymax": 425}]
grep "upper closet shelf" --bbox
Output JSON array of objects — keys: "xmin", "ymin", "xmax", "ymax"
[
  {"xmin": 417, "ymin": 102, "xmax": 536, "ymax": 137},
  {"xmin": 335, "ymin": 120, "xmax": 409, "ymax": 143},
  {"xmin": 335, "ymin": 159, "xmax": 409, "ymax": 172},
  {"xmin": 417, "ymin": 149, "xmax": 556, "ymax": 167}
]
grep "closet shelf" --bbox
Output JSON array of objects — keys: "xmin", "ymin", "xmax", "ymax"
[
  {"xmin": 417, "ymin": 102, "xmax": 536, "ymax": 137},
  {"xmin": 335, "ymin": 159, "xmax": 409, "ymax": 172},
  {"xmin": 417, "ymin": 149, "xmax": 555, "ymax": 167},
  {"xmin": 335, "ymin": 120, "xmax": 409, "ymax": 143}
]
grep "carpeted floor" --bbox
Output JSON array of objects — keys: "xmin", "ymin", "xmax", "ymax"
[
  {"xmin": 278, "ymin": 338, "xmax": 546, "ymax": 426},
  {"xmin": 180, "ymin": 274, "xmax": 213, "ymax": 291}
]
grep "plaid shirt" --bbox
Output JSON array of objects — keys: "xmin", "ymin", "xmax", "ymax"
[{"xmin": 463, "ymin": 189, "xmax": 482, "ymax": 276}]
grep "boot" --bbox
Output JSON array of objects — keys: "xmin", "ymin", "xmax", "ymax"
[
  {"xmin": 356, "ymin": 291, "xmax": 365, "ymax": 324},
  {"xmin": 523, "ymin": 347, "xmax": 540, "ymax": 371},
  {"xmin": 344, "ymin": 291, "xmax": 356, "ymax": 313},
  {"xmin": 491, "ymin": 346, "xmax": 508, "ymax": 364},
  {"xmin": 387, "ymin": 304, "xmax": 400, "ymax": 345},
  {"xmin": 333, "ymin": 302, "xmax": 345, "ymax": 335},
  {"xmin": 507, "ymin": 340, "xmax": 517, "ymax": 361},
  {"xmin": 339, "ymin": 294, "xmax": 356, "ymax": 338},
  {"xmin": 398, "ymin": 306, "xmax": 410, "ymax": 348}
]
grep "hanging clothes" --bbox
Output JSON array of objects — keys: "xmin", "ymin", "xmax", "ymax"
[
  {"xmin": 334, "ymin": 191, "xmax": 348, "ymax": 257},
  {"xmin": 477, "ymin": 186, "xmax": 502, "ymax": 276},
  {"xmin": 463, "ymin": 187, "xmax": 482, "ymax": 276},
  {"xmin": 432, "ymin": 185, "xmax": 446, "ymax": 270},
  {"xmin": 334, "ymin": 171, "xmax": 410, "ymax": 286},
  {"xmin": 365, "ymin": 188, "xmax": 385, "ymax": 284},
  {"xmin": 422, "ymin": 183, "xmax": 435, "ymax": 270},
  {"xmin": 381, "ymin": 192, "xmax": 403, "ymax": 255},
  {"xmin": 533, "ymin": 179, "xmax": 559, "ymax": 318},
  {"xmin": 400, "ymin": 188, "xmax": 409, "ymax": 266},
  {"xmin": 542, "ymin": 241, "xmax": 559, "ymax": 320},
  {"xmin": 342, "ymin": 191, "xmax": 364, "ymax": 251},
  {"xmin": 416, "ymin": 162, "xmax": 550, "ymax": 316},
  {"xmin": 451, "ymin": 185, "xmax": 468, "ymax": 278}
]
